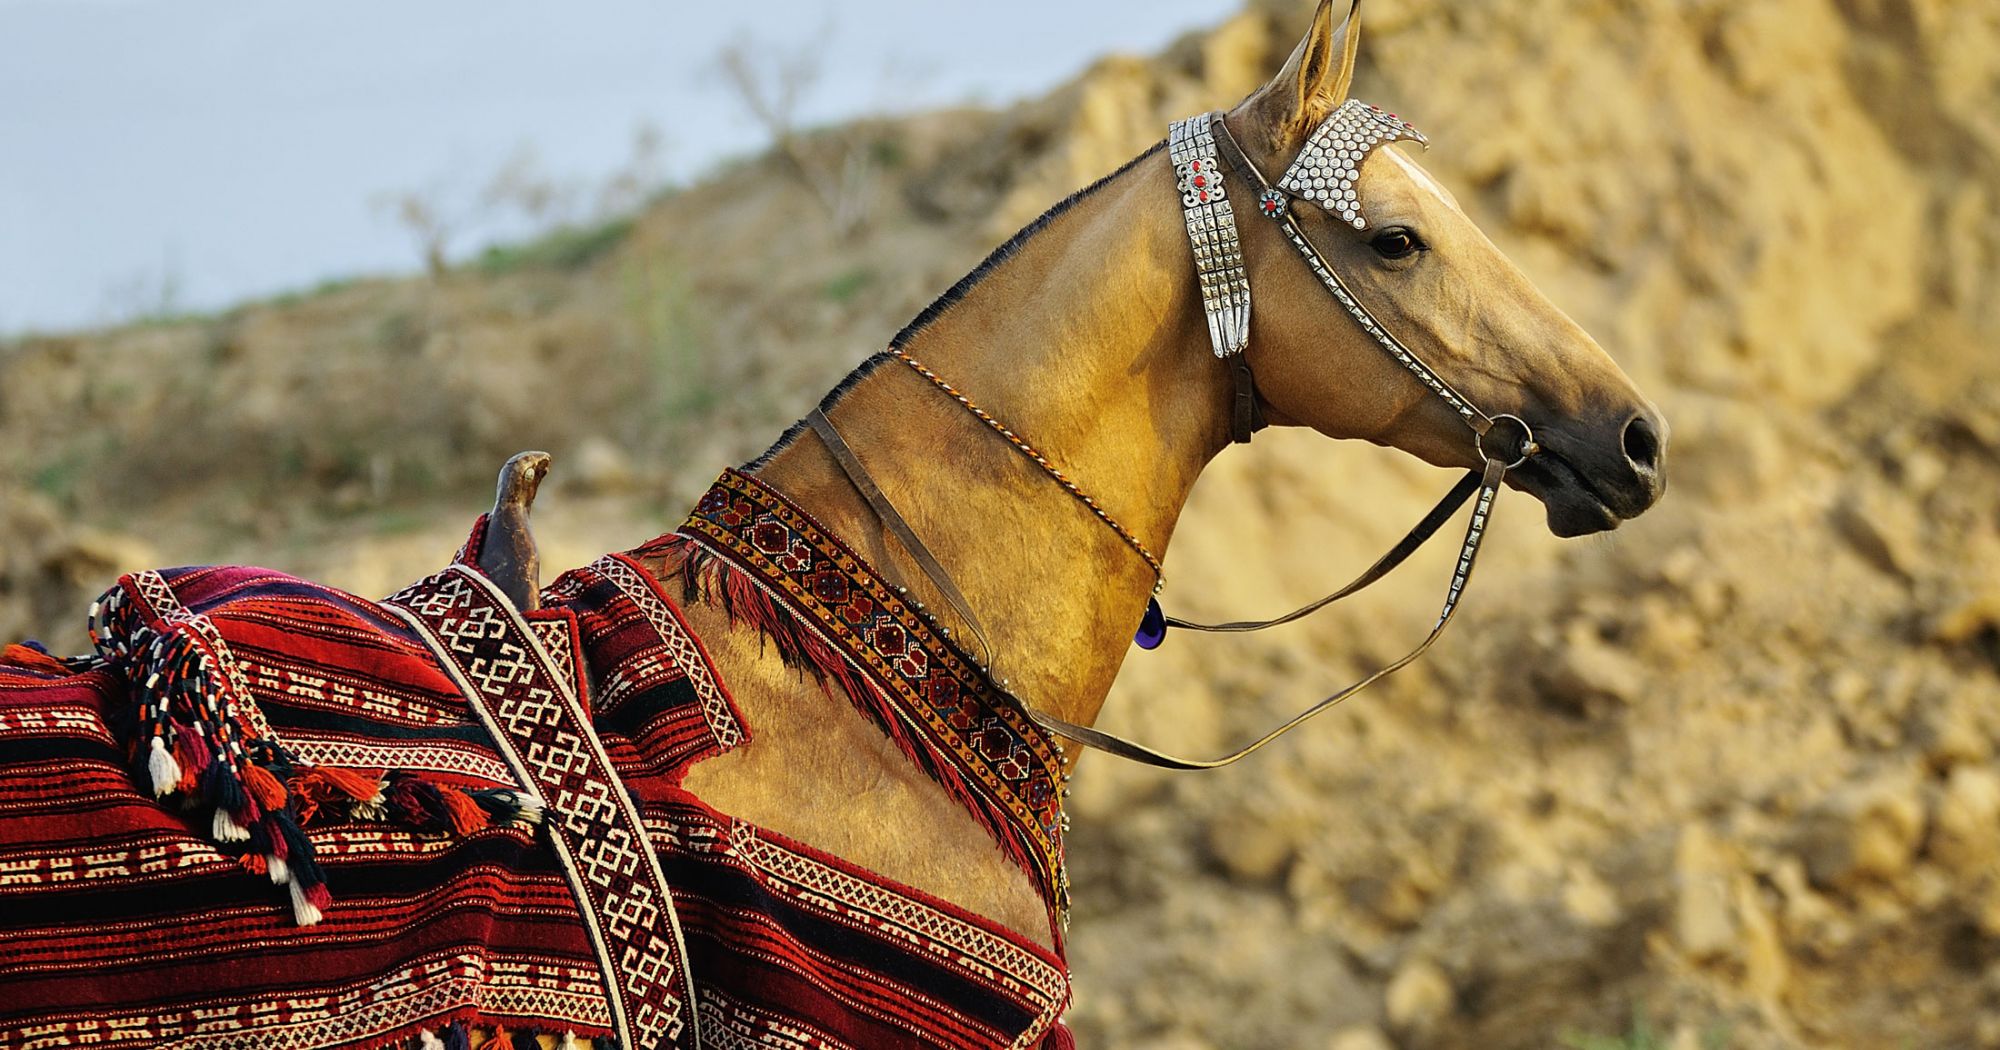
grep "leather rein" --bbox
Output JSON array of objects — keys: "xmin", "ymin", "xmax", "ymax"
[{"xmin": 808, "ymin": 109, "xmax": 1540, "ymax": 770}]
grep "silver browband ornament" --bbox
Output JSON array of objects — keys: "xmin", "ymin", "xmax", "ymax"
[{"xmin": 1169, "ymin": 99, "xmax": 1427, "ymax": 362}]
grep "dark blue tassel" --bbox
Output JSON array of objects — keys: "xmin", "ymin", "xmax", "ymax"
[{"xmin": 1134, "ymin": 597, "xmax": 1167, "ymax": 650}]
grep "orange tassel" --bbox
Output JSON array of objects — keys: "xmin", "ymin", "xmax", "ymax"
[
  {"xmin": 238, "ymin": 852, "xmax": 268, "ymax": 876},
  {"xmin": 242, "ymin": 762, "xmax": 289, "ymax": 812},
  {"xmin": 314, "ymin": 765, "xmax": 385, "ymax": 802},
  {"xmin": 437, "ymin": 785, "xmax": 489, "ymax": 837},
  {"xmin": 0, "ymin": 644, "xmax": 70, "ymax": 675}
]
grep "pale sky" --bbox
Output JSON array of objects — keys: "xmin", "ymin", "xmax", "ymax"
[{"xmin": 0, "ymin": 0, "xmax": 1238, "ymax": 334}]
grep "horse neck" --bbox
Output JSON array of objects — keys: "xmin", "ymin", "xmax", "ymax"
[{"xmin": 751, "ymin": 149, "xmax": 1232, "ymax": 732}]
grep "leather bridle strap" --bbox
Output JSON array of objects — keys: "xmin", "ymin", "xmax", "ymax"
[
  {"xmin": 806, "ymin": 108, "xmax": 1539, "ymax": 771},
  {"xmin": 808, "ymin": 409, "xmax": 996, "ymax": 671},
  {"xmin": 1230, "ymin": 356, "xmax": 1267, "ymax": 444},
  {"xmin": 1164, "ymin": 467, "xmax": 1480, "ymax": 633},
  {"xmin": 811, "ymin": 403, "xmax": 1508, "ymax": 771},
  {"xmin": 1029, "ymin": 456, "xmax": 1504, "ymax": 769}
]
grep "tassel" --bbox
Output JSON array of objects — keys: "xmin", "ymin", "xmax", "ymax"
[
  {"xmin": 510, "ymin": 1031, "xmax": 539, "ymax": 1050},
  {"xmin": 243, "ymin": 762, "xmax": 288, "ymax": 813},
  {"xmin": 444, "ymin": 1021, "xmax": 471, "ymax": 1050},
  {"xmin": 315, "ymin": 764, "xmax": 386, "ymax": 803},
  {"xmin": 287, "ymin": 878, "xmax": 323, "ymax": 926},
  {"xmin": 212, "ymin": 807, "xmax": 252, "ymax": 843},
  {"xmin": 202, "ymin": 761, "xmax": 249, "ymax": 819},
  {"xmin": 560, "ymin": 1033, "xmax": 580, "ymax": 1050},
  {"xmin": 269, "ymin": 810, "xmax": 324, "ymax": 889},
  {"xmin": 469, "ymin": 788, "xmax": 543, "ymax": 828},
  {"xmin": 173, "ymin": 730, "xmax": 210, "ymax": 794},
  {"xmin": 387, "ymin": 776, "xmax": 451, "ymax": 832},
  {"xmin": 237, "ymin": 852, "xmax": 268, "ymax": 876},
  {"xmin": 147, "ymin": 736, "xmax": 181, "ymax": 797},
  {"xmin": 266, "ymin": 853, "xmax": 290, "ymax": 885},
  {"xmin": 419, "ymin": 1031, "xmax": 445, "ymax": 1050},
  {"xmin": 436, "ymin": 785, "xmax": 489, "ymax": 836},
  {"xmin": 0, "ymin": 642, "xmax": 72, "ymax": 675}
]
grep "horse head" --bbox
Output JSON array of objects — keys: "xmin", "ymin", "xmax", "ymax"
[{"xmin": 1222, "ymin": 0, "xmax": 1667, "ymax": 536}]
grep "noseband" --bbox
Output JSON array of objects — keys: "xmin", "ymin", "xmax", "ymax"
[{"xmin": 811, "ymin": 101, "xmax": 1540, "ymax": 771}]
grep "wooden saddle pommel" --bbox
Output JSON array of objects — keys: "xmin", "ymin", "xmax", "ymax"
[{"xmin": 480, "ymin": 451, "xmax": 551, "ymax": 612}]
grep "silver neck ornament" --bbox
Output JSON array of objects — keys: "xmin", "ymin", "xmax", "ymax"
[{"xmin": 1168, "ymin": 114, "xmax": 1251, "ymax": 358}]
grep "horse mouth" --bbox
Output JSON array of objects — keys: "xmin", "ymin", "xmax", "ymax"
[{"xmin": 1506, "ymin": 449, "xmax": 1625, "ymax": 537}]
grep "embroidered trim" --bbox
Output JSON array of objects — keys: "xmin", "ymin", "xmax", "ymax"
[
  {"xmin": 384, "ymin": 564, "xmax": 700, "ymax": 1050},
  {"xmin": 594, "ymin": 552, "xmax": 745, "ymax": 752},
  {"xmin": 676, "ymin": 470, "xmax": 1068, "ymax": 921}
]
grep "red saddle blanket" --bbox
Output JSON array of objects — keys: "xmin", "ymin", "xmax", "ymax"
[{"xmin": 0, "ymin": 507, "xmax": 1071, "ymax": 1048}]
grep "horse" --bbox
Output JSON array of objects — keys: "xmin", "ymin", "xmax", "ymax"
[{"xmin": 0, "ymin": 3, "xmax": 1664, "ymax": 1047}]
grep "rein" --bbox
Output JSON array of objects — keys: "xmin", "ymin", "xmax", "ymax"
[{"xmin": 811, "ymin": 104, "xmax": 1539, "ymax": 771}]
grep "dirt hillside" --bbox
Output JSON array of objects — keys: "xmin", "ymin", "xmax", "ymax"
[{"xmin": 4, "ymin": 1, "xmax": 1997, "ymax": 1046}]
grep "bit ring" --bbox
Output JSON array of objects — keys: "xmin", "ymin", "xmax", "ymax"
[{"xmin": 1478, "ymin": 413, "xmax": 1538, "ymax": 470}]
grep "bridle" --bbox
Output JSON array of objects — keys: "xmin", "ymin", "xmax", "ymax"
[{"xmin": 807, "ymin": 101, "xmax": 1540, "ymax": 771}]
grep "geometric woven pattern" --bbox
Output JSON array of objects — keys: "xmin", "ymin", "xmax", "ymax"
[
  {"xmin": 2, "ymin": 508, "xmax": 1076, "ymax": 1049},
  {"xmin": 385, "ymin": 564, "xmax": 701, "ymax": 1049},
  {"xmin": 679, "ymin": 470, "xmax": 1070, "ymax": 924}
]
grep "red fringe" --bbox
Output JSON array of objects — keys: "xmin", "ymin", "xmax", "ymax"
[
  {"xmin": 676, "ymin": 542, "xmax": 876, "ymax": 706},
  {"xmin": 673, "ymin": 536, "xmax": 1060, "ymax": 915}
]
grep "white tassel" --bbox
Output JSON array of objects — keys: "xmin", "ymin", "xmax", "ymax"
[
  {"xmin": 147, "ymin": 736, "xmax": 181, "ymax": 797},
  {"xmin": 561, "ymin": 1031, "xmax": 579, "ymax": 1049},
  {"xmin": 266, "ymin": 854, "xmax": 290, "ymax": 885},
  {"xmin": 288, "ymin": 879, "xmax": 323, "ymax": 926},
  {"xmin": 212, "ymin": 809, "xmax": 251, "ymax": 843},
  {"xmin": 418, "ymin": 1031, "xmax": 445, "ymax": 1050},
  {"xmin": 352, "ymin": 790, "xmax": 388, "ymax": 822},
  {"xmin": 514, "ymin": 793, "xmax": 545, "ymax": 826}
]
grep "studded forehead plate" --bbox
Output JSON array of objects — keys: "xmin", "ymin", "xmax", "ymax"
[
  {"xmin": 1168, "ymin": 114, "xmax": 1251, "ymax": 358},
  {"xmin": 1278, "ymin": 99, "xmax": 1428, "ymax": 231}
]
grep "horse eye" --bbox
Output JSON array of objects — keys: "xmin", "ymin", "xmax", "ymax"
[{"xmin": 1369, "ymin": 227, "xmax": 1425, "ymax": 259}]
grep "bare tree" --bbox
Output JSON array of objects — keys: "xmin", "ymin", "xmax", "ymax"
[{"xmin": 713, "ymin": 28, "xmax": 878, "ymax": 239}]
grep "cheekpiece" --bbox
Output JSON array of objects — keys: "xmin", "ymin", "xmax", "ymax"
[
  {"xmin": 1169, "ymin": 113, "xmax": 1251, "ymax": 359},
  {"xmin": 1278, "ymin": 99, "xmax": 1428, "ymax": 231}
]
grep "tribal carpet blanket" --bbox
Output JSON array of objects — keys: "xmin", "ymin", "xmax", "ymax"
[{"xmin": 1, "ymin": 481, "xmax": 1073, "ymax": 1049}]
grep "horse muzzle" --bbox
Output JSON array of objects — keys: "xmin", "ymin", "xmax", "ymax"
[{"xmin": 1507, "ymin": 407, "xmax": 1668, "ymax": 537}]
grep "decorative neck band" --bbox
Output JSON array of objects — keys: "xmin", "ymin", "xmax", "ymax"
[{"xmin": 1168, "ymin": 113, "xmax": 1251, "ymax": 359}]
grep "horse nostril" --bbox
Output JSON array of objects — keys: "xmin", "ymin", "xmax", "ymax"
[{"xmin": 1622, "ymin": 413, "xmax": 1664, "ymax": 473}]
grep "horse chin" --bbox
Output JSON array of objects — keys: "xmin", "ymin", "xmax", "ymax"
[{"xmin": 1506, "ymin": 455, "xmax": 1625, "ymax": 538}]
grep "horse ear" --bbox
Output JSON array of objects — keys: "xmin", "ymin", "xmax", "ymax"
[{"xmin": 1244, "ymin": 0, "xmax": 1361, "ymax": 148}]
